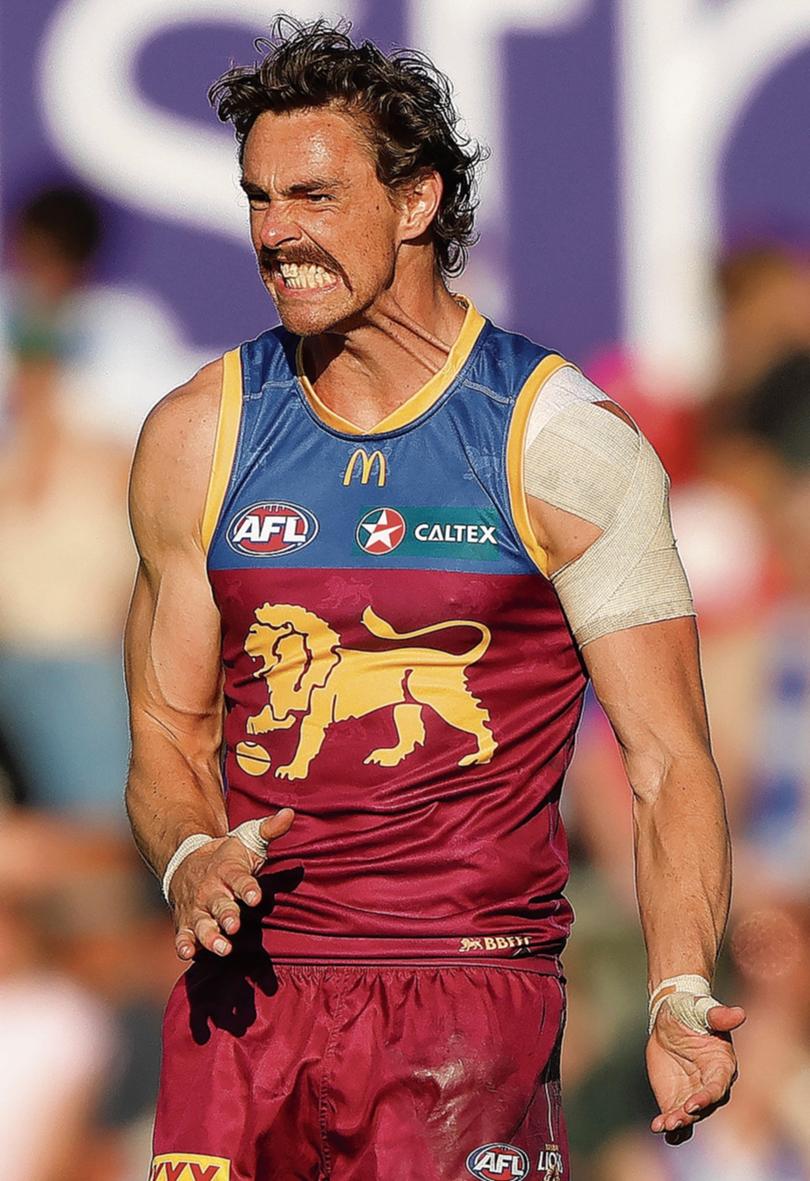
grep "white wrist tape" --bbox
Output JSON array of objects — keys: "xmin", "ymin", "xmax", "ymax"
[
  {"xmin": 161, "ymin": 820, "xmax": 272, "ymax": 905},
  {"xmin": 161, "ymin": 833, "xmax": 215, "ymax": 903},
  {"xmin": 648, "ymin": 974, "xmax": 720, "ymax": 1034}
]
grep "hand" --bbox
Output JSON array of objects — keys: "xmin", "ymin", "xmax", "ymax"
[
  {"xmin": 647, "ymin": 998, "xmax": 746, "ymax": 1144},
  {"xmin": 169, "ymin": 809, "xmax": 294, "ymax": 961}
]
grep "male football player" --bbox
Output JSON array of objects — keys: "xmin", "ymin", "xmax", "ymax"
[{"xmin": 126, "ymin": 18, "xmax": 744, "ymax": 1181}]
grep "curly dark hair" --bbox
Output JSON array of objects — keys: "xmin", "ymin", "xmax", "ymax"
[{"xmin": 209, "ymin": 15, "xmax": 485, "ymax": 278}]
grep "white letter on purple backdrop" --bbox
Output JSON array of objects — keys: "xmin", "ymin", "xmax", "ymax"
[
  {"xmin": 619, "ymin": 0, "xmax": 810, "ymax": 388},
  {"xmin": 38, "ymin": 0, "xmax": 353, "ymax": 243}
]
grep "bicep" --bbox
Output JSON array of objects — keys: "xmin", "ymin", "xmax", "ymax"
[
  {"xmin": 125, "ymin": 365, "xmax": 224, "ymax": 747},
  {"xmin": 125, "ymin": 551, "xmax": 222, "ymax": 739}
]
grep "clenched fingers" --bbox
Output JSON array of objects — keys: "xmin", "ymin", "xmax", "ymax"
[
  {"xmin": 210, "ymin": 893, "xmax": 241, "ymax": 935},
  {"xmin": 223, "ymin": 869, "xmax": 262, "ymax": 907},
  {"xmin": 175, "ymin": 926, "xmax": 197, "ymax": 961},
  {"xmin": 173, "ymin": 913, "xmax": 232, "ymax": 962},
  {"xmin": 174, "ymin": 889, "xmax": 242, "ymax": 960},
  {"xmin": 193, "ymin": 913, "xmax": 232, "ymax": 956}
]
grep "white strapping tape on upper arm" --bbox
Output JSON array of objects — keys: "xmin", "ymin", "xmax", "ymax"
[
  {"xmin": 524, "ymin": 364, "xmax": 606, "ymax": 449},
  {"xmin": 526, "ymin": 398, "xmax": 640, "ymax": 529},
  {"xmin": 524, "ymin": 399, "xmax": 694, "ymax": 646}
]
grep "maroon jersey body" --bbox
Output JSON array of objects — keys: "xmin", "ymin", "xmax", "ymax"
[{"xmin": 205, "ymin": 304, "xmax": 587, "ymax": 966}]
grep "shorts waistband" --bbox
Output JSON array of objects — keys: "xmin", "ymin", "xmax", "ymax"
[{"xmin": 259, "ymin": 928, "xmax": 563, "ymax": 975}]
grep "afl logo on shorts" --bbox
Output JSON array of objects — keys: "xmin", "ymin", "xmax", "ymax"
[
  {"xmin": 465, "ymin": 1143, "xmax": 530, "ymax": 1181},
  {"xmin": 356, "ymin": 507, "xmax": 406, "ymax": 554},
  {"xmin": 227, "ymin": 502, "xmax": 318, "ymax": 557}
]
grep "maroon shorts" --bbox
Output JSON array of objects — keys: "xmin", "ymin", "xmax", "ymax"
[{"xmin": 152, "ymin": 952, "xmax": 568, "ymax": 1181}]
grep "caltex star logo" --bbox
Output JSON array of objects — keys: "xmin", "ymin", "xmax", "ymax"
[{"xmin": 356, "ymin": 507, "xmax": 407, "ymax": 554}]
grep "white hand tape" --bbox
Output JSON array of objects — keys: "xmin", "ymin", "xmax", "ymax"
[
  {"xmin": 648, "ymin": 974, "xmax": 720, "ymax": 1034},
  {"xmin": 227, "ymin": 818, "xmax": 269, "ymax": 859},
  {"xmin": 162, "ymin": 819, "xmax": 273, "ymax": 906}
]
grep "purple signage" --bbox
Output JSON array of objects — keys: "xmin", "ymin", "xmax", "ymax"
[{"xmin": 2, "ymin": 0, "xmax": 809, "ymax": 383}]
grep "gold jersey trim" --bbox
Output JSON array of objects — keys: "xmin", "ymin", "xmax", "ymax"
[
  {"xmin": 295, "ymin": 297, "xmax": 486, "ymax": 435},
  {"xmin": 201, "ymin": 348, "xmax": 243, "ymax": 553},
  {"xmin": 506, "ymin": 353, "xmax": 570, "ymax": 578}
]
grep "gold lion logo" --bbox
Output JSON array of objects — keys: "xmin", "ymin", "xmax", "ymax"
[
  {"xmin": 240, "ymin": 604, "xmax": 497, "ymax": 780},
  {"xmin": 459, "ymin": 937, "xmax": 485, "ymax": 952}
]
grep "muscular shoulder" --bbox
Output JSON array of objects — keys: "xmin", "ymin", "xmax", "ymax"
[{"xmin": 129, "ymin": 357, "xmax": 223, "ymax": 559}]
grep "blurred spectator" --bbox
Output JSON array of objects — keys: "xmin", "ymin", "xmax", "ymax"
[
  {"xmin": 734, "ymin": 352, "xmax": 810, "ymax": 471},
  {"xmin": 0, "ymin": 184, "xmax": 207, "ymax": 819},
  {"xmin": 713, "ymin": 244, "xmax": 810, "ymax": 410},
  {"xmin": 0, "ymin": 807, "xmax": 178, "ymax": 1181},
  {"xmin": 0, "ymin": 351, "xmax": 134, "ymax": 818},
  {"xmin": 2, "ymin": 184, "xmax": 203, "ymax": 446},
  {"xmin": 586, "ymin": 350, "xmax": 700, "ymax": 486},
  {"xmin": 731, "ymin": 472, "xmax": 810, "ymax": 900},
  {"xmin": 0, "ymin": 817, "xmax": 117, "ymax": 1181}
]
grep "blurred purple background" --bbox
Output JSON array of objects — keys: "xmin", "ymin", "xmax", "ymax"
[{"xmin": 3, "ymin": 4, "xmax": 810, "ymax": 1180}]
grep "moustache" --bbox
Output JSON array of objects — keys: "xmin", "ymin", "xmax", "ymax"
[{"xmin": 260, "ymin": 246, "xmax": 349, "ymax": 287}]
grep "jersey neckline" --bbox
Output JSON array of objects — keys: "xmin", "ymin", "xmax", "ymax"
[{"xmin": 293, "ymin": 297, "xmax": 487, "ymax": 437}]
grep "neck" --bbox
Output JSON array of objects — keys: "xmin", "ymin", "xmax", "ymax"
[{"xmin": 301, "ymin": 262, "xmax": 467, "ymax": 432}]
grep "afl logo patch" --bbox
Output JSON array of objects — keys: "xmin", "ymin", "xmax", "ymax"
[
  {"xmin": 466, "ymin": 1144, "xmax": 530, "ymax": 1181},
  {"xmin": 227, "ymin": 502, "xmax": 318, "ymax": 557},
  {"xmin": 355, "ymin": 507, "xmax": 406, "ymax": 554}
]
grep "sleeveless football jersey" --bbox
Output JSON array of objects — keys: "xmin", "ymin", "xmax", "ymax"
[{"xmin": 205, "ymin": 299, "xmax": 588, "ymax": 967}]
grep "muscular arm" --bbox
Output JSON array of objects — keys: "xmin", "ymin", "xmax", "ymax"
[
  {"xmin": 582, "ymin": 618, "xmax": 729, "ymax": 987},
  {"xmin": 125, "ymin": 361, "xmax": 294, "ymax": 959},
  {"xmin": 125, "ymin": 360, "xmax": 228, "ymax": 873},
  {"xmin": 526, "ymin": 394, "xmax": 730, "ymax": 982},
  {"xmin": 530, "ymin": 490, "xmax": 730, "ymax": 983},
  {"xmin": 528, "ymin": 409, "xmax": 743, "ymax": 1140}
]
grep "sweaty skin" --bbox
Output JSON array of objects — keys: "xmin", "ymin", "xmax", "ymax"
[{"xmin": 125, "ymin": 102, "xmax": 743, "ymax": 1139}]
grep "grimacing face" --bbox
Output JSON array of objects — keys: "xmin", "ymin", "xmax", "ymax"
[{"xmin": 241, "ymin": 106, "xmax": 410, "ymax": 336}]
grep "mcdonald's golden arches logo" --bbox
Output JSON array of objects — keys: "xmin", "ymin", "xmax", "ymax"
[{"xmin": 342, "ymin": 447, "xmax": 387, "ymax": 487}]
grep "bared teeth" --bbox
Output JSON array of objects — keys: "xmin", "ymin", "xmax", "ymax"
[{"xmin": 278, "ymin": 262, "xmax": 335, "ymax": 289}]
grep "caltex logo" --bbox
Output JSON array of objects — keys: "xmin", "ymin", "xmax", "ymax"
[
  {"xmin": 466, "ymin": 1144, "xmax": 530, "ymax": 1181},
  {"xmin": 356, "ymin": 507, "xmax": 406, "ymax": 554},
  {"xmin": 227, "ymin": 502, "xmax": 318, "ymax": 557}
]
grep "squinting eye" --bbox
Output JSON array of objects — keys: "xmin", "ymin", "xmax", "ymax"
[{"xmin": 308, "ymin": 193, "xmax": 332, "ymax": 203}]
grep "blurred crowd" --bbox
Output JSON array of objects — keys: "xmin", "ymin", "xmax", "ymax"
[
  {"xmin": 0, "ymin": 186, "xmax": 198, "ymax": 1180},
  {"xmin": 1, "ymin": 184, "xmax": 810, "ymax": 1179}
]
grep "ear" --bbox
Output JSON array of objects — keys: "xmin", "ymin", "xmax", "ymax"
[{"xmin": 398, "ymin": 170, "xmax": 443, "ymax": 244}]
